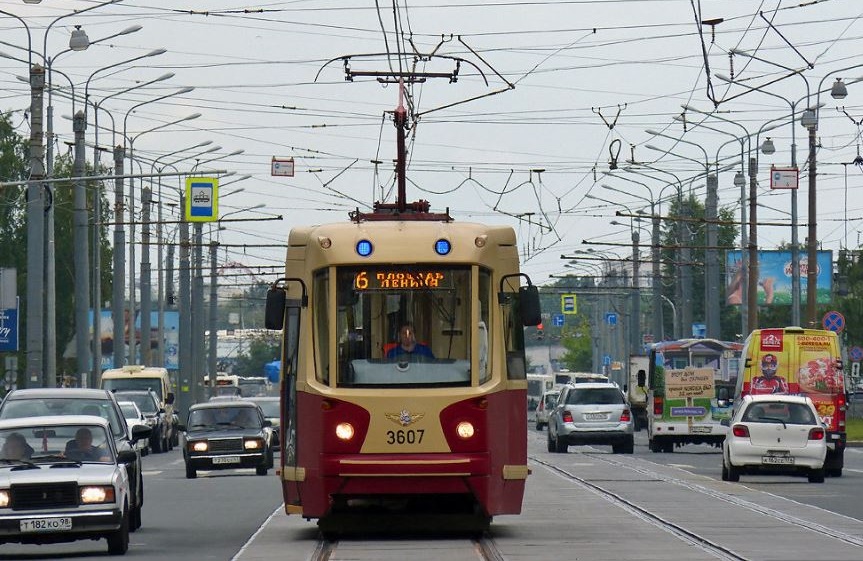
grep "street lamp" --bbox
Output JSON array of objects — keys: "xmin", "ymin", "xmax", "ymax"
[
  {"xmin": 1, "ymin": 0, "xmax": 118, "ymax": 388},
  {"xmin": 127, "ymin": 109, "xmax": 201, "ymax": 365}
]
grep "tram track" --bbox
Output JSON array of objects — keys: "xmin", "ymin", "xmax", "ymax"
[
  {"xmin": 587, "ymin": 453, "xmax": 863, "ymax": 549},
  {"xmin": 532, "ymin": 456, "xmax": 752, "ymax": 561},
  {"xmin": 308, "ymin": 534, "xmax": 506, "ymax": 561}
]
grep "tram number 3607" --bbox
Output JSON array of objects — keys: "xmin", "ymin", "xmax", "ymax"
[{"xmin": 386, "ymin": 429, "xmax": 425, "ymax": 445}]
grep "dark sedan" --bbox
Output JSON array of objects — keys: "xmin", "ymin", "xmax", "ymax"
[{"xmin": 180, "ymin": 402, "xmax": 273, "ymax": 479}]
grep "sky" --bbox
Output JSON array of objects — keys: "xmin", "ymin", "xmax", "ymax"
[{"xmin": 2, "ymin": 0, "xmax": 862, "ymax": 295}]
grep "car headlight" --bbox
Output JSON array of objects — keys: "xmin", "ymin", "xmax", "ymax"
[
  {"xmin": 191, "ymin": 441, "xmax": 209, "ymax": 452},
  {"xmin": 244, "ymin": 438, "xmax": 264, "ymax": 450},
  {"xmin": 80, "ymin": 486, "xmax": 116, "ymax": 504},
  {"xmin": 0, "ymin": 490, "xmax": 9, "ymax": 508}
]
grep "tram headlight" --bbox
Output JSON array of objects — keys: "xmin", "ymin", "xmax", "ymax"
[
  {"xmin": 456, "ymin": 421, "xmax": 475, "ymax": 439},
  {"xmin": 335, "ymin": 422, "xmax": 355, "ymax": 441},
  {"xmin": 191, "ymin": 441, "xmax": 209, "ymax": 452}
]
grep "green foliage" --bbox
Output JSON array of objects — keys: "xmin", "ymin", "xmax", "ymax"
[
  {"xmin": 660, "ymin": 193, "xmax": 741, "ymax": 341},
  {"xmin": 0, "ymin": 114, "xmax": 113, "ymax": 373},
  {"xmin": 559, "ymin": 315, "xmax": 593, "ymax": 371},
  {"xmin": 233, "ymin": 332, "xmax": 281, "ymax": 377}
]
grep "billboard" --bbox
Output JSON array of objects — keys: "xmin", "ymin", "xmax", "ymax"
[
  {"xmin": 90, "ymin": 310, "xmax": 180, "ymax": 371},
  {"xmin": 725, "ymin": 250, "xmax": 833, "ymax": 306}
]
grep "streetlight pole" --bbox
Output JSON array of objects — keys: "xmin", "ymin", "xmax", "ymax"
[
  {"xmin": 1, "ymin": 5, "xmax": 99, "ymax": 388},
  {"xmin": 123, "ymin": 91, "xmax": 196, "ymax": 364}
]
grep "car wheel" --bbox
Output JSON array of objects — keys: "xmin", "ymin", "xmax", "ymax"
[
  {"xmin": 721, "ymin": 460, "xmax": 729, "ymax": 481},
  {"xmin": 129, "ymin": 504, "xmax": 142, "ymax": 532},
  {"xmin": 151, "ymin": 434, "xmax": 162, "ymax": 454},
  {"xmin": 535, "ymin": 422, "xmax": 544, "ymax": 431},
  {"xmin": 826, "ymin": 467, "xmax": 842, "ymax": 477},
  {"xmin": 726, "ymin": 461, "xmax": 740, "ymax": 482},
  {"xmin": 808, "ymin": 468, "xmax": 825, "ymax": 483},
  {"xmin": 662, "ymin": 440, "xmax": 674, "ymax": 454},
  {"xmin": 622, "ymin": 436, "xmax": 634, "ymax": 454},
  {"xmin": 554, "ymin": 433, "xmax": 568, "ymax": 454},
  {"xmin": 185, "ymin": 462, "xmax": 197, "ymax": 479},
  {"xmin": 648, "ymin": 438, "xmax": 660, "ymax": 453},
  {"xmin": 546, "ymin": 430, "xmax": 556, "ymax": 453},
  {"xmin": 106, "ymin": 507, "xmax": 130, "ymax": 555},
  {"xmin": 256, "ymin": 464, "xmax": 269, "ymax": 476}
]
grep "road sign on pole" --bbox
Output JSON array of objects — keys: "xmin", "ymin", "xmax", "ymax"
[
  {"xmin": 552, "ymin": 313, "xmax": 565, "ymax": 327},
  {"xmin": 561, "ymin": 294, "xmax": 577, "ymax": 314},
  {"xmin": 185, "ymin": 177, "xmax": 219, "ymax": 222},
  {"xmin": 822, "ymin": 310, "xmax": 845, "ymax": 333}
]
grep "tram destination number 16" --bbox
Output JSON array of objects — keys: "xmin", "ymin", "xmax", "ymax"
[{"xmin": 386, "ymin": 429, "xmax": 425, "ymax": 445}]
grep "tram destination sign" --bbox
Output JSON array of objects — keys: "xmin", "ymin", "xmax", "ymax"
[{"xmin": 354, "ymin": 270, "xmax": 454, "ymax": 291}]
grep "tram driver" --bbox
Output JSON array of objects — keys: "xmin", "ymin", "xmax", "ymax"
[{"xmin": 387, "ymin": 323, "xmax": 435, "ymax": 361}]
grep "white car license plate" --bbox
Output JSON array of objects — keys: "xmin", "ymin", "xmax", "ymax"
[
  {"xmin": 691, "ymin": 426, "xmax": 712, "ymax": 434},
  {"xmin": 20, "ymin": 517, "xmax": 73, "ymax": 532},
  {"xmin": 212, "ymin": 455, "xmax": 241, "ymax": 465},
  {"xmin": 762, "ymin": 455, "xmax": 794, "ymax": 465},
  {"xmin": 584, "ymin": 413, "xmax": 606, "ymax": 421}
]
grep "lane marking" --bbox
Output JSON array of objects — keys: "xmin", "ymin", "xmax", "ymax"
[{"xmin": 231, "ymin": 503, "xmax": 284, "ymax": 561}]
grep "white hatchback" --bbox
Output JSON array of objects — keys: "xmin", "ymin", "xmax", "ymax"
[{"xmin": 721, "ymin": 394, "xmax": 827, "ymax": 483}]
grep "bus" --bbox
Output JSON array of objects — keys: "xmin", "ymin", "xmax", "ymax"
[{"xmin": 646, "ymin": 338, "xmax": 742, "ymax": 453}]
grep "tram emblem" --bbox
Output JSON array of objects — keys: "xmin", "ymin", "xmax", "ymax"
[{"xmin": 385, "ymin": 409, "xmax": 424, "ymax": 427}]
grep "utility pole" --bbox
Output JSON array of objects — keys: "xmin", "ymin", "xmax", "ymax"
[
  {"xmin": 141, "ymin": 183, "xmax": 153, "ymax": 365},
  {"xmin": 209, "ymin": 240, "xmax": 219, "ymax": 381},
  {"xmin": 705, "ymin": 174, "xmax": 720, "ymax": 338},
  {"xmin": 805, "ymin": 121, "xmax": 818, "ymax": 325},
  {"xmin": 72, "ymin": 110, "xmax": 91, "ymax": 383},
  {"xmin": 111, "ymin": 145, "xmax": 126, "ymax": 373},
  {"xmin": 26, "ymin": 64, "xmax": 45, "ymax": 388},
  {"xmin": 192, "ymin": 223, "xmax": 205, "ymax": 405},
  {"xmin": 651, "ymin": 208, "xmax": 663, "ymax": 342},
  {"xmin": 747, "ymin": 157, "xmax": 759, "ymax": 333},
  {"xmin": 630, "ymin": 230, "xmax": 641, "ymax": 354},
  {"xmin": 178, "ymin": 196, "xmax": 192, "ymax": 417}
]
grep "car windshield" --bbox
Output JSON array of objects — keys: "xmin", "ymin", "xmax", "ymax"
[
  {"xmin": 119, "ymin": 402, "xmax": 140, "ymax": 419},
  {"xmin": 0, "ymin": 424, "xmax": 114, "ymax": 464},
  {"xmin": 188, "ymin": 407, "xmax": 261, "ymax": 430},
  {"xmin": 743, "ymin": 402, "xmax": 816, "ymax": 424},
  {"xmin": 567, "ymin": 388, "xmax": 624, "ymax": 405},
  {"xmin": 0, "ymin": 398, "xmax": 126, "ymax": 439},
  {"xmin": 115, "ymin": 393, "xmax": 158, "ymax": 415},
  {"xmin": 251, "ymin": 400, "xmax": 280, "ymax": 418},
  {"xmin": 102, "ymin": 378, "xmax": 163, "ymax": 401}
]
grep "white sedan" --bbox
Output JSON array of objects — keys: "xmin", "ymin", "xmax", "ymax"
[{"xmin": 722, "ymin": 394, "xmax": 827, "ymax": 483}]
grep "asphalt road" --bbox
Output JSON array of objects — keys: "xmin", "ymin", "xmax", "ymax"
[
  {"xmin": 3, "ymin": 427, "xmax": 861, "ymax": 560},
  {"xmin": 0, "ymin": 447, "xmax": 283, "ymax": 560}
]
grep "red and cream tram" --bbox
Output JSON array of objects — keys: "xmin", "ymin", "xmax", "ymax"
[{"xmin": 265, "ymin": 199, "xmax": 541, "ymax": 529}]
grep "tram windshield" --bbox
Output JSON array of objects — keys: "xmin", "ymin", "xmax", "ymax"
[{"xmin": 316, "ymin": 265, "xmax": 491, "ymax": 388}]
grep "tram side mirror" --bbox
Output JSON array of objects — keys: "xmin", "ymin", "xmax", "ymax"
[
  {"xmin": 636, "ymin": 369, "xmax": 646, "ymax": 388},
  {"xmin": 519, "ymin": 285, "xmax": 542, "ymax": 326},
  {"xmin": 265, "ymin": 287, "xmax": 286, "ymax": 330}
]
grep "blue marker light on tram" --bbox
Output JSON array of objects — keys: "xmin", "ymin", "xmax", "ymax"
[
  {"xmin": 356, "ymin": 239, "xmax": 373, "ymax": 257},
  {"xmin": 435, "ymin": 239, "xmax": 451, "ymax": 256}
]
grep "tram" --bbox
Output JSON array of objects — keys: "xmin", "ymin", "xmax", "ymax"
[{"xmin": 264, "ymin": 96, "xmax": 540, "ymax": 530}]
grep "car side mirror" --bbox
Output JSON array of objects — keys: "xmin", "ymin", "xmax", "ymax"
[
  {"xmin": 158, "ymin": 408, "xmax": 166, "ymax": 415},
  {"xmin": 177, "ymin": 424, "xmax": 187, "ymax": 432},
  {"xmin": 720, "ymin": 419, "xmax": 730, "ymax": 427},
  {"xmin": 130, "ymin": 424, "xmax": 152, "ymax": 442},
  {"xmin": 166, "ymin": 393, "xmax": 175, "ymax": 405},
  {"xmin": 263, "ymin": 419, "xmax": 272, "ymax": 428},
  {"xmin": 117, "ymin": 450, "xmax": 138, "ymax": 464}
]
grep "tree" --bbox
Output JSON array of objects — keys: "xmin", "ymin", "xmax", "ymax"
[
  {"xmin": 660, "ymin": 193, "xmax": 740, "ymax": 341},
  {"xmin": 0, "ymin": 111, "xmax": 29, "ymax": 377},
  {"xmin": 233, "ymin": 332, "xmax": 281, "ymax": 377}
]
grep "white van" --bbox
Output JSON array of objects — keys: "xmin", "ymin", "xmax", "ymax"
[{"xmin": 102, "ymin": 366, "xmax": 176, "ymax": 449}]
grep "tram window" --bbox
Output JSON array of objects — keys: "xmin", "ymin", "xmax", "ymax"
[
  {"xmin": 313, "ymin": 269, "xmax": 330, "ymax": 385},
  {"xmin": 334, "ymin": 266, "xmax": 473, "ymax": 388},
  {"xmin": 502, "ymin": 285, "xmax": 527, "ymax": 381},
  {"xmin": 478, "ymin": 268, "xmax": 491, "ymax": 384}
]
